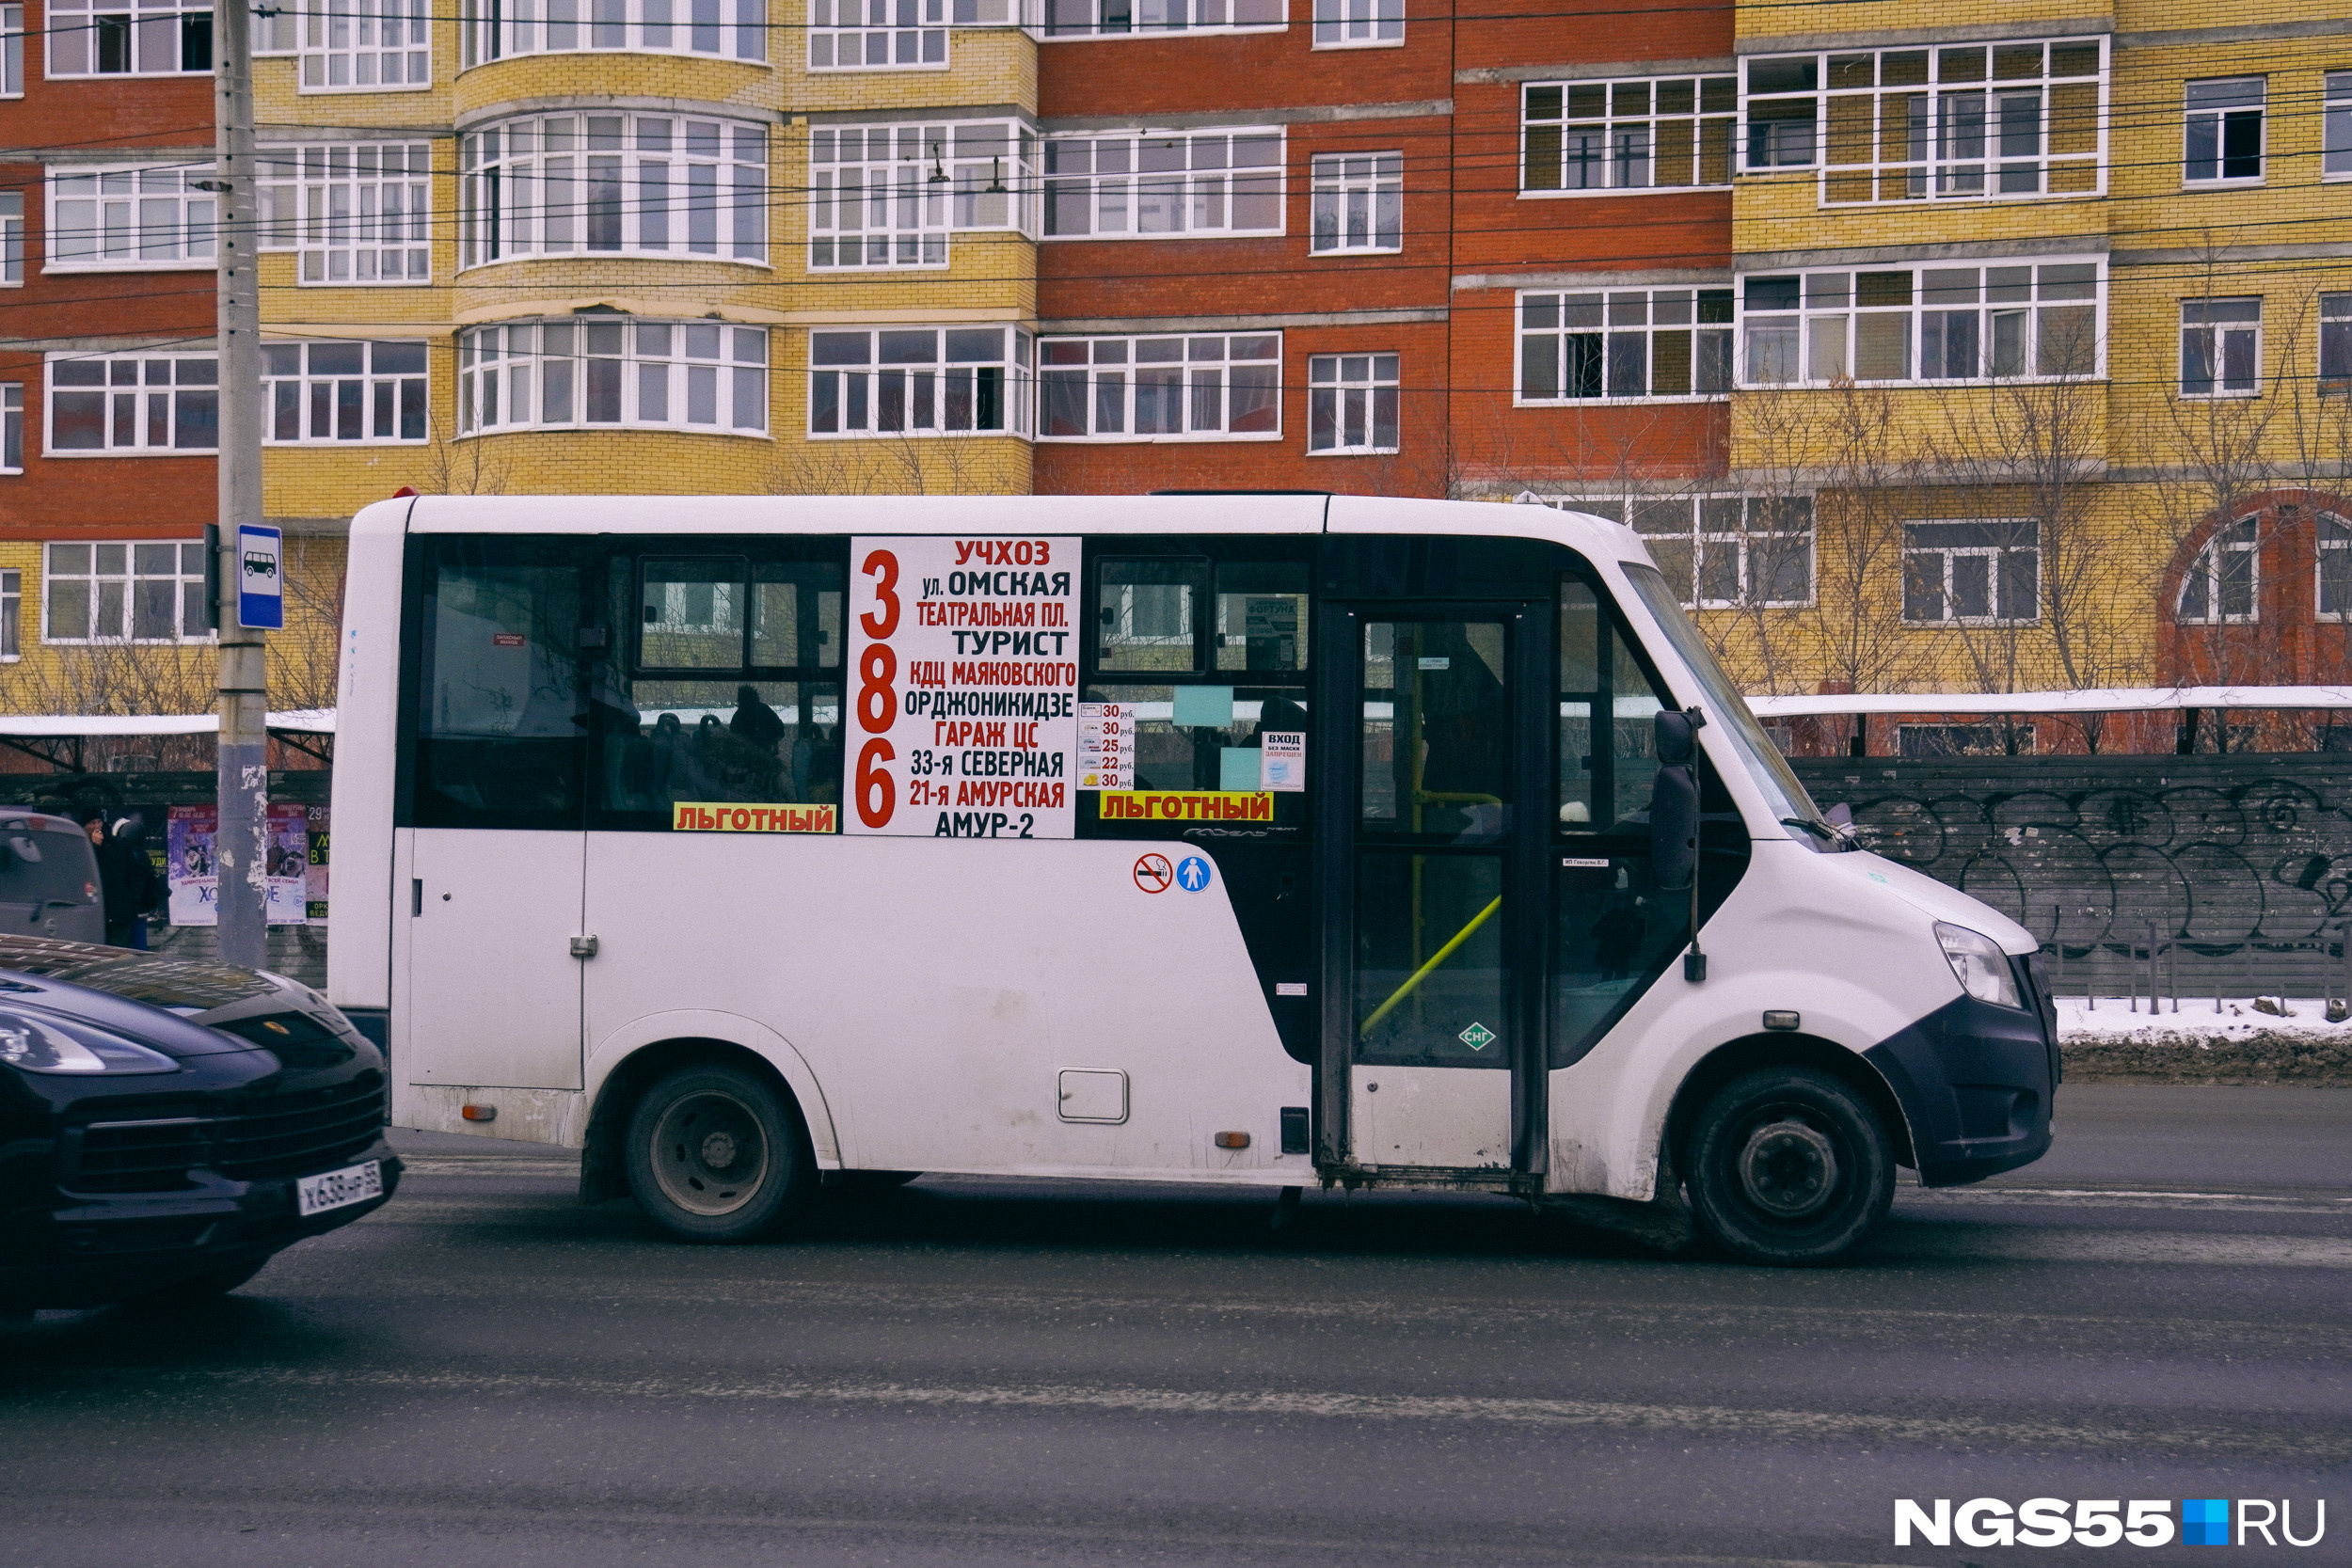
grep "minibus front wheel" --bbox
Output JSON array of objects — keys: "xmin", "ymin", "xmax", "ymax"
[
  {"xmin": 1684, "ymin": 1066, "xmax": 1895, "ymax": 1266},
  {"xmin": 625, "ymin": 1063, "xmax": 818, "ymax": 1243}
]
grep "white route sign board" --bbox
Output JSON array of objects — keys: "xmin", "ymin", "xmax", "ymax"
[{"xmin": 844, "ymin": 535, "xmax": 1080, "ymax": 839}]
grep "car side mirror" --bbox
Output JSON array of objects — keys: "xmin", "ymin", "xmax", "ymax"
[{"xmin": 1649, "ymin": 709, "xmax": 1702, "ymax": 893}]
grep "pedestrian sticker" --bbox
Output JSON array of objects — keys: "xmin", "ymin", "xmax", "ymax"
[
  {"xmin": 1176, "ymin": 855, "xmax": 1213, "ymax": 893},
  {"xmin": 1134, "ymin": 853, "xmax": 1172, "ymax": 894},
  {"xmin": 1457, "ymin": 1022, "xmax": 1496, "ymax": 1051}
]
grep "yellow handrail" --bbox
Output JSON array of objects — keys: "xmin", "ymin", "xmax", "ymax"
[{"xmin": 1357, "ymin": 895, "xmax": 1503, "ymax": 1038}]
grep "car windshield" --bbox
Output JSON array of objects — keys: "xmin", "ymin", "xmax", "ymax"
[{"xmin": 1619, "ymin": 563, "xmax": 1837, "ymax": 844}]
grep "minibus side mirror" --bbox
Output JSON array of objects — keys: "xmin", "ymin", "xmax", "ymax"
[{"xmin": 1650, "ymin": 710, "xmax": 1700, "ymax": 893}]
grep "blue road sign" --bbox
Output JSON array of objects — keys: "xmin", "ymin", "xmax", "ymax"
[{"xmin": 237, "ymin": 524, "xmax": 284, "ymax": 630}]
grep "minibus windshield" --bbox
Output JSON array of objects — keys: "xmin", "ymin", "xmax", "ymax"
[{"xmin": 1619, "ymin": 563, "xmax": 1842, "ymax": 847}]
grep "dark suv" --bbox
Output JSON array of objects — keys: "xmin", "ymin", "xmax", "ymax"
[{"xmin": 0, "ymin": 934, "xmax": 399, "ymax": 1309}]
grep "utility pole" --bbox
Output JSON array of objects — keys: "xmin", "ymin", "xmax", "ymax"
[{"xmin": 214, "ymin": 0, "xmax": 267, "ymax": 968}]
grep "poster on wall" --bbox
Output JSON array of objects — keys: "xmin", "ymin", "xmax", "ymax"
[
  {"xmin": 167, "ymin": 802, "xmax": 315, "ymax": 926},
  {"xmin": 305, "ymin": 804, "xmax": 330, "ymax": 924},
  {"xmin": 842, "ymin": 535, "xmax": 1081, "ymax": 839},
  {"xmin": 265, "ymin": 803, "xmax": 309, "ymax": 925}
]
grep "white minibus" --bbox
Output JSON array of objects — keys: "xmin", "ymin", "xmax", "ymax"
[{"xmin": 330, "ymin": 493, "xmax": 2058, "ymax": 1264}]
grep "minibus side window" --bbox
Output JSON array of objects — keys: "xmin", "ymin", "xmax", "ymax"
[
  {"xmin": 412, "ymin": 541, "xmax": 586, "ymax": 830},
  {"xmin": 1097, "ymin": 559, "xmax": 1207, "ymax": 673},
  {"xmin": 1557, "ymin": 579, "xmax": 1665, "ymax": 832},
  {"xmin": 1213, "ymin": 564, "xmax": 1309, "ymax": 673}
]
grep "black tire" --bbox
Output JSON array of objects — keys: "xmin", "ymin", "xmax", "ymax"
[
  {"xmin": 1685, "ymin": 1066, "xmax": 1894, "ymax": 1266},
  {"xmin": 625, "ymin": 1063, "xmax": 815, "ymax": 1243},
  {"xmin": 126, "ymin": 1259, "xmax": 268, "ymax": 1308}
]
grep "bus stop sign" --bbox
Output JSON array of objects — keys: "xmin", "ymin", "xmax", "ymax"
[{"xmin": 237, "ymin": 525, "xmax": 284, "ymax": 630}]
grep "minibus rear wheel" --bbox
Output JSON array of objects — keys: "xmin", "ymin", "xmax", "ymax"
[
  {"xmin": 1685, "ymin": 1066, "xmax": 1894, "ymax": 1266},
  {"xmin": 625, "ymin": 1063, "xmax": 816, "ymax": 1243}
]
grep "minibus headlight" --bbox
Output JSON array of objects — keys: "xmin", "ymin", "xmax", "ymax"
[
  {"xmin": 0, "ymin": 1009, "xmax": 178, "ymax": 1075},
  {"xmin": 1934, "ymin": 923, "xmax": 2022, "ymax": 1009}
]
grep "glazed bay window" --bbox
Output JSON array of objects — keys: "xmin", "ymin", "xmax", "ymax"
[
  {"xmin": 1311, "ymin": 0, "xmax": 1395, "ymax": 47},
  {"xmin": 262, "ymin": 340, "xmax": 428, "ymax": 443},
  {"xmin": 2323, "ymin": 293, "xmax": 2351, "ymax": 393},
  {"xmin": 0, "ymin": 193, "xmax": 20, "ymax": 282},
  {"xmin": 259, "ymin": 142, "xmax": 432, "ymax": 283},
  {"xmin": 1307, "ymin": 353, "xmax": 1396, "ymax": 453},
  {"xmin": 1041, "ymin": 129, "xmax": 1281, "ymax": 238},
  {"xmin": 0, "ymin": 5, "xmax": 23, "ymax": 94},
  {"xmin": 2181, "ymin": 298, "xmax": 2260, "ymax": 397},
  {"xmin": 1902, "ymin": 520, "xmax": 2039, "ymax": 626},
  {"xmin": 1039, "ymin": 0, "xmax": 1278, "ymax": 37},
  {"xmin": 464, "ymin": 0, "xmax": 767, "ymax": 63},
  {"xmin": 1519, "ymin": 288, "xmax": 1732, "ymax": 401},
  {"xmin": 456, "ymin": 318, "xmax": 768, "ymax": 435},
  {"xmin": 1310, "ymin": 152, "xmax": 1399, "ymax": 252},
  {"xmin": 811, "ymin": 123, "xmax": 1030, "ymax": 269},
  {"xmin": 48, "ymin": 0, "xmax": 210, "ymax": 74},
  {"xmin": 2320, "ymin": 513, "xmax": 2352, "ymax": 619},
  {"xmin": 47, "ymin": 352, "xmax": 216, "ymax": 452},
  {"xmin": 807, "ymin": 325, "xmax": 1032, "ymax": 437},
  {"xmin": 462, "ymin": 114, "xmax": 768, "ymax": 267},
  {"xmin": 42, "ymin": 542, "xmax": 210, "ymax": 643},
  {"xmin": 0, "ymin": 570, "xmax": 16, "ymax": 657},
  {"xmin": 2185, "ymin": 77, "xmax": 2263, "ymax": 184},
  {"xmin": 1522, "ymin": 76, "xmax": 1734, "ymax": 193},
  {"xmin": 1740, "ymin": 261, "xmax": 2099, "ymax": 386},
  {"xmin": 1747, "ymin": 39, "xmax": 2103, "ymax": 202},
  {"xmin": 0, "ymin": 385, "xmax": 20, "ymax": 469},
  {"xmin": 47, "ymin": 166, "xmax": 215, "ymax": 268},
  {"xmin": 299, "ymin": 0, "xmax": 429, "ymax": 87},
  {"xmin": 808, "ymin": 0, "xmax": 943, "ymax": 68},
  {"xmin": 2327, "ymin": 73, "xmax": 2352, "ymax": 179},
  {"xmin": 1040, "ymin": 333, "xmax": 1279, "ymax": 440},
  {"xmin": 1581, "ymin": 496, "xmax": 1812, "ymax": 608},
  {"xmin": 2179, "ymin": 517, "xmax": 2258, "ymax": 624}
]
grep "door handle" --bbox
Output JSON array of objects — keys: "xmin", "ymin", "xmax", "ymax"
[{"xmin": 570, "ymin": 934, "xmax": 599, "ymax": 959}]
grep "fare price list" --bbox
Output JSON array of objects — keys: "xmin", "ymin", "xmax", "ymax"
[
  {"xmin": 843, "ymin": 535, "xmax": 1083, "ymax": 839},
  {"xmin": 1076, "ymin": 703, "xmax": 1136, "ymax": 790}
]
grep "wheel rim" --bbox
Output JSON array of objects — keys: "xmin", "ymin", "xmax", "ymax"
[
  {"xmin": 1736, "ymin": 1117, "xmax": 1841, "ymax": 1219},
  {"xmin": 648, "ymin": 1090, "xmax": 770, "ymax": 1217}
]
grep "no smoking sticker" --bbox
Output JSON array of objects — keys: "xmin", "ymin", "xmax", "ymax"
[{"xmin": 1133, "ymin": 854, "xmax": 1172, "ymax": 894}]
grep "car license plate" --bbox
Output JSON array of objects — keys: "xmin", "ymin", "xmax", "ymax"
[{"xmin": 296, "ymin": 1160, "xmax": 383, "ymax": 1217}]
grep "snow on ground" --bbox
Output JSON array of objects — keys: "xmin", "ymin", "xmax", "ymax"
[{"xmin": 2059, "ymin": 997, "xmax": 2352, "ymax": 1041}]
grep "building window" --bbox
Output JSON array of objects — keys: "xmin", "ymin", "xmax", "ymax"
[
  {"xmin": 2323, "ymin": 293, "xmax": 2351, "ymax": 394},
  {"xmin": 47, "ymin": 0, "xmax": 211, "ymax": 73},
  {"xmin": 1581, "ymin": 496, "xmax": 1814, "ymax": 608},
  {"xmin": 47, "ymin": 167, "xmax": 215, "ymax": 269},
  {"xmin": 464, "ymin": 0, "xmax": 767, "ymax": 64},
  {"xmin": 1307, "ymin": 353, "xmax": 1396, "ymax": 452},
  {"xmin": 2181, "ymin": 298, "xmax": 2260, "ymax": 397},
  {"xmin": 1310, "ymin": 152, "xmax": 1399, "ymax": 252},
  {"xmin": 1039, "ymin": 0, "xmax": 1278, "ymax": 38},
  {"xmin": 262, "ymin": 340, "xmax": 429, "ymax": 443},
  {"xmin": 2327, "ymin": 73, "xmax": 2352, "ymax": 180},
  {"xmin": 42, "ymin": 541, "xmax": 211, "ymax": 643},
  {"xmin": 1, "ymin": 384, "xmax": 20, "ymax": 470},
  {"xmin": 1902, "ymin": 520, "xmax": 2040, "ymax": 625},
  {"xmin": 1520, "ymin": 288, "xmax": 1732, "ymax": 401},
  {"xmin": 462, "ymin": 114, "xmax": 768, "ymax": 270},
  {"xmin": 807, "ymin": 326, "xmax": 1032, "ymax": 437},
  {"xmin": 1039, "ymin": 333, "xmax": 1279, "ymax": 440},
  {"xmin": 1744, "ymin": 40, "xmax": 2104, "ymax": 202},
  {"xmin": 1041, "ymin": 129, "xmax": 1282, "ymax": 239},
  {"xmin": 1, "ymin": 5, "xmax": 24, "ymax": 94},
  {"xmin": 2179, "ymin": 516, "xmax": 2257, "ymax": 624},
  {"xmin": 46, "ymin": 352, "xmax": 217, "ymax": 453},
  {"xmin": 2319, "ymin": 513, "xmax": 2352, "ymax": 620},
  {"xmin": 808, "ymin": 0, "xmax": 943, "ymax": 68},
  {"xmin": 1311, "ymin": 0, "xmax": 1395, "ymax": 47},
  {"xmin": 1741, "ymin": 261, "xmax": 2100, "ymax": 387},
  {"xmin": 1523, "ymin": 76, "xmax": 1734, "ymax": 193},
  {"xmin": 0, "ymin": 193, "xmax": 20, "ymax": 283},
  {"xmin": 0, "ymin": 569, "xmax": 17, "ymax": 657},
  {"xmin": 2184, "ymin": 77, "xmax": 2263, "ymax": 184},
  {"xmin": 298, "ymin": 0, "xmax": 428, "ymax": 87},
  {"xmin": 259, "ymin": 143, "xmax": 432, "ymax": 283},
  {"xmin": 456, "ymin": 318, "xmax": 767, "ymax": 436},
  {"xmin": 811, "ymin": 123, "xmax": 1031, "ymax": 270}
]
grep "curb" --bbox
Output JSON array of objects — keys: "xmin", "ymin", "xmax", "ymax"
[{"xmin": 2061, "ymin": 1035, "xmax": 2352, "ymax": 1086}]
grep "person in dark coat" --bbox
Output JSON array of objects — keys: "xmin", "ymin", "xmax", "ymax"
[
  {"xmin": 729, "ymin": 684, "xmax": 787, "ymax": 755},
  {"xmin": 77, "ymin": 807, "xmax": 165, "ymax": 949}
]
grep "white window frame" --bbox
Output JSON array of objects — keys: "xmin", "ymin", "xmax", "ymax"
[
  {"xmin": 1041, "ymin": 127, "xmax": 1283, "ymax": 240},
  {"xmin": 1901, "ymin": 518, "xmax": 2041, "ymax": 626},
  {"xmin": 0, "ymin": 193, "xmax": 21, "ymax": 283},
  {"xmin": 2323, "ymin": 292, "xmax": 2351, "ymax": 393},
  {"xmin": 0, "ymin": 5, "xmax": 24, "ymax": 94},
  {"xmin": 252, "ymin": 3, "xmax": 296, "ymax": 52},
  {"xmin": 1576, "ymin": 495, "xmax": 1815, "ymax": 609},
  {"xmin": 2327, "ymin": 72, "xmax": 2352, "ymax": 182},
  {"xmin": 1034, "ymin": 0, "xmax": 1279, "ymax": 40},
  {"xmin": 45, "ymin": 0, "xmax": 211, "ymax": 76},
  {"xmin": 1741, "ymin": 38, "xmax": 2106, "ymax": 205},
  {"xmin": 1038, "ymin": 331, "xmax": 1280, "ymax": 441},
  {"xmin": 1311, "ymin": 0, "xmax": 1394, "ymax": 48},
  {"xmin": 461, "ymin": 113, "xmax": 770, "ymax": 271},
  {"xmin": 41, "ymin": 540, "xmax": 214, "ymax": 644},
  {"xmin": 259, "ymin": 142, "xmax": 432, "ymax": 284},
  {"xmin": 45, "ymin": 166, "xmax": 215, "ymax": 271},
  {"xmin": 1309, "ymin": 151, "xmax": 1399, "ymax": 252},
  {"xmin": 808, "ymin": 0, "xmax": 945, "ymax": 70},
  {"xmin": 1739, "ymin": 258, "xmax": 2103, "ymax": 388},
  {"xmin": 1306, "ymin": 352, "xmax": 1397, "ymax": 453},
  {"xmin": 2178, "ymin": 516, "xmax": 2259, "ymax": 625},
  {"xmin": 1518, "ymin": 287, "xmax": 1734, "ymax": 404},
  {"xmin": 806, "ymin": 325, "xmax": 1034, "ymax": 439},
  {"xmin": 810, "ymin": 121, "xmax": 1033, "ymax": 271},
  {"xmin": 1520, "ymin": 75, "xmax": 1736, "ymax": 196},
  {"xmin": 262, "ymin": 339, "xmax": 430, "ymax": 444},
  {"xmin": 44, "ymin": 350, "xmax": 217, "ymax": 454},
  {"xmin": 456, "ymin": 317, "xmax": 769, "ymax": 437},
  {"xmin": 296, "ymin": 0, "xmax": 429, "ymax": 89},
  {"xmin": 463, "ymin": 0, "xmax": 768, "ymax": 65},
  {"xmin": 2180, "ymin": 297, "xmax": 2260, "ymax": 398},
  {"xmin": 0, "ymin": 384, "xmax": 22, "ymax": 471},
  {"xmin": 2318, "ymin": 512, "xmax": 2352, "ymax": 621},
  {"xmin": 2183, "ymin": 75, "xmax": 2264, "ymax": 186},
  {"xmin": 0, "ymin": 568, "xmax": 18, "ymax": 659}
]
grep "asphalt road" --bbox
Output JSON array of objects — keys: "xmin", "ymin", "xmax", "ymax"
[{"xmin": 2, "ymin": 1085, "xmax": 2345, "ymax": 1568}]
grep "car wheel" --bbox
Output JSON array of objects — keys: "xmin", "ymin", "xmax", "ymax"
[
  {"xmin": 625, "ymin": 1063, "xmax": 814, "ymax": 1243},
  {"xmin": 1685, "ymin": 1066, "xmax": 1894, "ymax": 1266},
  {"xmin": 127, "ymin": 1259, "xmax": 269, "ymax": 1308}
]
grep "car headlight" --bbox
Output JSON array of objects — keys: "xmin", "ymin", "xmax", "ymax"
[
  {"xmin": 1935, "ymin": 923, "xmax": 2023, "ymax": 1009},
  {"xmin": 0, "ymin": 1009, "xmax": 178, "ymax": 1075}
]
